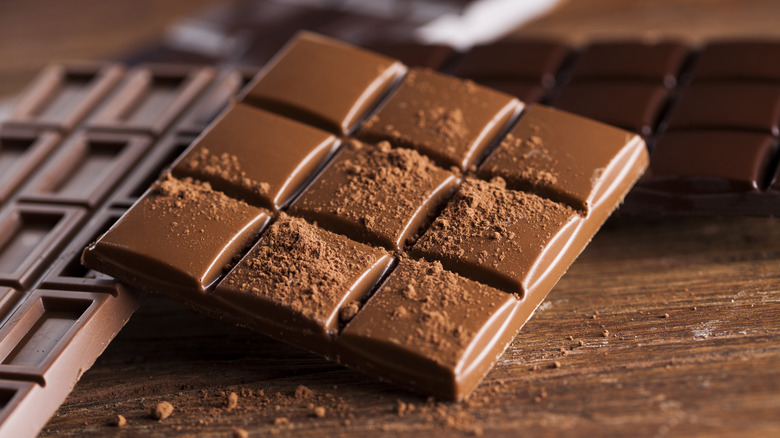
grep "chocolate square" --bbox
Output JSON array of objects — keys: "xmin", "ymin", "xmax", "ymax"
[
  {"xmin": 479, "ymin": 104, "xmax": 645, "ymax": 212},
  {"xmin": 552, "ymin": 82, "xmax": 670, "ymax": 136},
  {"xmin": 570, "ymin": 41, "xmax": 689, "ymax": 86},
  {"xmin": 172, "ymin": 102, "xmax": 339, "ymax": 210},
  {"xmin": 667, "ymin": 83, "xmax": 780, "ymax": 135},
  {"xmin": 82, "ymin": 175, "xmax": 271, "ymax": 295},
  {"xmin": 290, "ymin": 140, "xmax": 458, "ymax": 249},
  {"xmin": 644, "ymin": 131, "xmax": 777, "ymax": 193},
  {"xmin": 214, "ymin": 215, "xmax": 393, "ymax": 342},
  {"xmin": 340, "ymin": 258, "xmax": 519, "ymax": 399},
  {"xmin": 412, "ymin": 178, "xmax": 580, "ymax": 297},
  {"xmin": 359, "ymin": 68, "xmax": 520, "ymax": 170},
  {"xmin": 240, "ymin": 32, "xmax": 406, "ymax": 134}
]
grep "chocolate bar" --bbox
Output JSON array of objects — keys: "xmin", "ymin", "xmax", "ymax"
[
  {"xmin": 0, "ymin": 59, "xmax": 250, "ymax": 435},
  {"xmin": 439, "ymin": 38, "xmax": 780, "ymax": 216},
  {"xmin": 83, "ymin": 32, "xmax": 648, "ymax": 400}
]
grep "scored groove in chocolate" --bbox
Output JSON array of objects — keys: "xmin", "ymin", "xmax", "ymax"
[
  {"xmin": 17, "ymin": 132, "xmax": 151, "ymax": 208},
  {"xmin": 3, "ymin": 63, "xmax": 125, "ymax": 132},
  {"xmin": 85, "ymin": 64, "xmax": 215, "ymax": 136},
  {"xmin": 0, "ymin": 130, "xmax": 62, "ymax": 204},
  {"xmin": 82, "ymin": 32, "xmax": 649, "ymax": 401}
]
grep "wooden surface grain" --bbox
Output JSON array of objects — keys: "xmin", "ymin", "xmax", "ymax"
[{"xmin": 1, "ymin": 0, "xmax": 778, "ymax": 436}]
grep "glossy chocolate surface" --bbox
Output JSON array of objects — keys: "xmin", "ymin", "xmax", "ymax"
[
  {"xmin": 172, "ymin": 102, "xmax": 339, "ymax": 210},
  {"xmin": 452, "ymin": 40, "xmax": 570, "ymax": 87},
  {"xmin": 552, "ymin": 82, "xmax": 670, "ymax": 136},
  {"xmin": 241, "ymin": 32, "xmax": 406, "ymax": 134},
  {"xmin": 644, "ymin": 131, "xmax": 777, "ymax": 192},
  {"xmin": 692, "ymin": 40, "xmax": 780, "ymax": 81},
  {"xmin": 359, "ymin": 68, "xmax": 520, "ymax": 170},
  {"xmin": 83, "ymin": 175, "xmax": 271, "ymax": 295},
  {"xmin": 667, "ymin": 83, "xmax": 780, "ymax": 135},
  {"xmin": 340, "ymin": 258, "xmax": 520, "ymax": 399},
  {"xmin": 86, "ymin": 64, "xmax": 214, "ymax": 136},
  {"xmin": 570, "ymin": 41, "xmax": 689, "ymax": 86},
  {"xmin": 4, "ymin": 63, "xmax": 124, "ymax": 132},
  {"xmin": 480, "ymin": 104, "xmax": 645, "ymax": 212}
]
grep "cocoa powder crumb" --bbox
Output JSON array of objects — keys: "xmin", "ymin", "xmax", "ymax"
[
  {"xmin": 294, "ymin": 385, "xmax": 313, "ymax": 400},
  {"xmin": 151, "ymin": 401, "xmax": 174, "ymax": 421},
  {"xmin": 313, "ymin": 406, "xmax": 326, "ymax": 418},
  {"xmin": 113, "ymin": 414, "xmax": 126, "ymax": 427},
  {"xmin": 226, "ymin": 392, "xmax": 238, "ymax": 410},
  {"xmin": 274, "ymin": 417, "xmax": 289, "ymax": 426},
  {"xmin": 339, "ymin": 301, "xmax": 360, "ymax": 322},
  {"xmin": 602, "ymin": 329, "xmax": 610, "ymax": 337},
  {"xmin": 233, "ymin": 427, "xmax": 249, "ymax": 438}
]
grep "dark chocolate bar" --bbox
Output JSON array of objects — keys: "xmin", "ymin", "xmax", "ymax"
[
  {"xmin": 443, "ymin": 38, "xmax": 780, "ymax": 216},
  {"xmin": 0, "ymin": 58, "xmax": 249, "ymax": 435},
  {"xmin": 83, "ymin": 32, "xmax": 648, "ymax": 400}
]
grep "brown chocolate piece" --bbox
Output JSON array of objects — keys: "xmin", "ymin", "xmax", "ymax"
[
  {"xmin": 0, "ymin": 130, "xmax": 61, "ymax": 204},
  {"xmin": 570, "ymin": 41, "xmax": 689, "ymax": 86},
  {"xmin": 473, "ymin": 80, "xmax": 547, "ymax": 103},
  {"xmin": 86, "ymin": 65, "xmax": 214, "ymax": 136},
  {"xmin": 666, "ymin": 83, "xmax": 780, "ymax": 135},
  {"xmin": 3, "ymin": 63, "xmax": 124, "ymax": 132},
  {"xmin": 692, "ymin": 40, "xmax": 780, "ymax": 81},
  {"xmin": 18, "ymin": 132, "xmax": 150, "ymax": 208},
  {"xmin": 289, "ymin": 140, "xmax": 459, "ymax": 249},
  {"xmin": 240, "ymin": 32, "xmax": 406, "ymax": 134},
  {"xmin": 82, "ymin": 175, "xmax": 271, "ymax": 296},
  {"xmin": 643, "ymin": 131, "xmax": 777, "ymax": 193},
  {"xmin": 0, "ymin": 288, "xmax": 140, "ymax": 433},
  {"xmin": 366, "ymin": 42, "xmax": 455, "ymax": 69},
  {"xmin": 479, "ymin": 104, "xmax": 645, "ymax": 212},
  {"xmin": 411, "ymin": 178, "xmax": 580, "ymax": 296},
  {"xmin": 452, "ymin": 40, "xmax": 571, "ymax": 87},
  {"xmin": 172, "ymin": 102, "xmax": 339, "ymax": 210},
  {"xmin": 0, "ymin": 205, "xmax": 86, "ymax": 290},
  {"xmin": 552, "ymin": 82, "xmax": 670, "ymax": 136},
  {"xmin": 359, "ymin": 68, "xmax": 520, "ymax": 170},
  {"xmin": 214, "ymin": 215, "xmax": 392, "ymax": 344},
  {"xmin": 340, "ymin": 258, "xmax": 519, "ymax": 400}
]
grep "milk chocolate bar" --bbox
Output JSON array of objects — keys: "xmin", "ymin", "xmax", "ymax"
[
  {"xmin": 83, "ymin": 32, "xmax": 648, "ymax": 400},
  {"xmin": 0, "ymin": 59, "xmax": 250, "ymax": 435}
]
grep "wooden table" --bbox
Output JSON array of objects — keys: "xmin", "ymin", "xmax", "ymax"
[{"xmin": 1, "ymin": 1, "xmax": 778, "ymax": 436}]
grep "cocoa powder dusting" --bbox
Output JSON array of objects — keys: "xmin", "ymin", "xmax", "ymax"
[
  {"xmin": 299, "ymin": 139, "xmax": 454, "ymax": 248},
  {"xmin": 151, "ymin": 174, "xmax": 254, "ymax": 224},
  {"xmin": 494, "ymin": 133, "xmax": 560, "ymax": 187},
  {"xmin": 221, "ymin": 214, "xmax": 384, "ymax": 326},
  {"xmin": 415, "ymin": 177, "xmax": 575, "ymax": 277},
  {"xmin": 352, "ymin": 258, "xmax": 514, "ymax": 368},
  {"xmin": 180, "ymin": 147, "xmax": 270, "ymax": 197}
]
